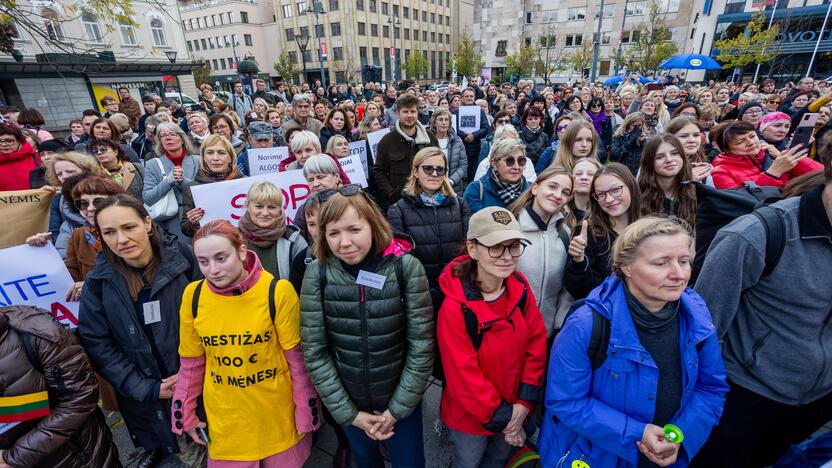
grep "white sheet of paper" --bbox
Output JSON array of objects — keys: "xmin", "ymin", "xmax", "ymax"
[
  {"xmin": 457, "ymin": 106, "xmax": 481, "ymax": 134},
  {"xmin": 356, "ymin": 270, "xmax": 386, "ymax": 290},
  {"xmin": 367, "ymin": 128, "xmax": 391, "ymax": 163},
  {"xmin": 338, "ymin": 155, "xmax": 368, "ymax": 187},
  {"xmin": 247, "ymin": 146, "xmax": 290, "ymax": 176},
  {"xmin": 348, "ymin": 141, "xmax": 369, "ymax": 179},
  {"xmin": 143, "ymin": 300, "xmax": 162, "ymax": 325}
]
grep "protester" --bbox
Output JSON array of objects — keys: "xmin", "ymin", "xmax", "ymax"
[
  {"xmin": 665, "ymin": 116, "xmax": 713, "ymax": 183},
  {"xmin": 519, "ymin": 106, "xmax": 551, "ymax": 167},
  {"xmin": 437, "ymin": 206, "xmax": 547, "ymax": 467},
  {"xmin": 478, "ymin": 111, "xmax": 515, "ymax": 164},
  {"xmin": 280, "ymin": 130, "xmax": 322, "ymax": 171},
  {"xmin": 464, "ymin": 138, "xmax": 531, "ymax": 213},
  {"xmin": 186, "ymin": 113, "xmax": 211, "ymax": 151},
  {"xmin": 757, "ymin": 111, "xmax": 792, "ymax": 151},
  {"xmin": 90, "ymin": 138, "xmax": 144, "ymax": 200},
  {"xmin": 17, "ymin": 107, "xmax": 54, "ymax": 141},
  {"xmin": 319, "ymin": 108, "xmax": 354, "ymax": 150},
  {"xmin": 133, "ymin": 115, "xmax": 160, "ymax": 161},
  {"xmin": 300, "ymin": 188, "xmax": 434, "ymax": 468},
  {"xmin": 117, "ymin": 87, "xmax": 141, "ymax": 129},
  {"xmin": 570, "ymin": 157, "xmax": 603, "ymax": 222},
  {"xmin": 209, "ymin": 113, "xmax": 247, "ymax": 157},
  {"xmin": 534, "ymin": 113, "xmax": 577, "ymax": 173},
  {"xmin": 283, "ymin": 94, "xmax": 323, "ymax": 136},
  {"xmin": 0, "ymin": 123, "xmax": 41, "ymax": 191},
  {"xmin": 611, "ymin": 112, "xmax": 648, "ymax": 175},
  {"xmin": 540, "ymin": 216, "xmax": 729, "ymax": 467},
  {"xmin": 510, "ymin": 166, "xmax": 575, "ymax": 335},
  {"xmin": 77, "ymin": 118, "xmax": 141, "ymax": 162},
  {"xmin": 550, "ymin": 120, "xmax": 599, "ymax": 173},
  {"xmin": 638, "ymin": 134, "xmax": 697, "ymax": 226},
  {"xmin": 79, "ymin": 194, "xmax": 204, "ymax": 467},
  {"xmin": 454, "ymin": 88, "xmax": 491, "ymax": 182},
  {"xmin": 325, "ymin": 133, "xmax": 350, "ymax": 157},
  {"xmin": 564, "ymin": 163, "xmax": 641, "ymax": 299},
  {"xmin": 430, "ymin": 108, "xmax": 467, "ymax": 192},
  {"xmin": 42, "ymin": 153, "xmax": 101, "ymax": 253}
]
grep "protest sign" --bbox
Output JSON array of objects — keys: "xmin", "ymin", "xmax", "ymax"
[
  {"xmin": 338, "ymin": 155, "xmax": 368, "ymax": 187},
  {"xmin": 452, "ymin": 113, "xmax": 457, "ymax": 132},
  {"xmin": 0, "ymin": 244, "xmax": 80, "ymax": 328},
  {"xmin": 458, "ymin": 106, "xmax": 481, "ymax": 133},
  {"xmin": 191, "ymin": 170, "xmax": 310, "ymax": 224},
  {"xmin": 247, "ymin": 146, "xmax": 290, "ymax": 176},
  {"xmin": 366, "ymin": 128, "xmax": 391, "ymax": 163},
  {"xmin": 0, "ymin": 189, "xmax": 55, "ymax": 249},
  {"xmin": 348, "ymin": 141, "xmax": 369, "ymax": 179}
]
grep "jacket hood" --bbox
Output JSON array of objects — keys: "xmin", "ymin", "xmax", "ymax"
[
  {"xmin": 0, "ymin": 141, "xmax": 37, "ymax": 164},
  {"xmin": 395, "ymin": 120, "xmax": 432, "ymax": 145},
  {"xmin": 438, "ymin": 254, "xmax": 530, "ymax": 306},
  {"xmin": 517, "ymin": 205, "xmax": 565, "ymax": 232},
  {"xmin": 383, "ymin": 233, "xmax": 416, "ymax": 259},
  {"xmin": 60, "ymin": 195, "xmax": 88, "ymax": 227}
]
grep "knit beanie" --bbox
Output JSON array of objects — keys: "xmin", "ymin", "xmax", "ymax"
[{"xmin": 757, "ymin": 111, "xmax": 791, "ymax": 132}]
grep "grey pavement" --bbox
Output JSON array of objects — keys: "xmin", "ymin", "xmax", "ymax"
[{"xmin": 110, "ymin": 377, "xmax": 453, "ymax": 468}]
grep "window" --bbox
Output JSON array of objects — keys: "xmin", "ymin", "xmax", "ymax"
[
  {"xmin": 315, "ymin": 24, "xmax": 324, "ymax": 37},
  {"xmin": 336, "ymin": 71, "xmax": 347, "ymax": 83},
  {"xmin": 358, "ymin": 22, "xmax": 366, "ymax": 35},
  {"xmin": 286, "ymin": 28, "xmax": 295, "ymax": 40},
  {"xmin": 495, "ymin": 40, "xmax": 507, "ymax": 56},
  {"xmin": 370, "ymin": 0, "xmax": 377, "ymax": 12},
  {"xmin": 394, "ymin": 27, "xmax": 399, "ymax": 39},
  {"xmin": 422, "ymin": 11, "xmax": 427, "ymax": 21},
  {"xmin": 244, "ymin": 34, "xmax": 253, "ymax": 46},
  {"xmin": 41, "ymin": 9, "xmax": 65, "ymax": 41},
  {"xmin": 567, "ymin": 8, "xmax": 586, "ymax": 20},
  {"xmin": 151, "ymin": 19, "xmax": 168, "ymax": 46},
  {"xmin": 383, "ymin": 25, "xmax": 389, "ymax": 37},
  {"xmin": 422, "ymin": 30, "xmax": 427, "ymax": 41},
  {"xmin": 212, "ymin": 59, "xmax": 219, "ymax": 69},
  {"xmin": 303, "ymin": 49, "xmax": 311, "ymax": 61},
  {"xmin": 201, "ymin": 38, "xmax": 207, "ymax": 49},
  {"xmin": 282, "ymin": 4, "xmax": 293, "ymax": 17},
  {"xmin": 593, "ymin": 31, "xmax": 611, "ymax": 44},
  {"xmin": 331, "ymin": 22, "xmax": 341, "ymax": 36},
  {"xmin": 382, "ymin": 2, "xmax": 388, "ymax": 14},
  {"xmin": 431, "ymin": 12, "xmax": 435, "ymax": 23},
  {"xmin": 626, "ymin": 1, "xmax": 646, "ymax": 15},
  {"xmin": 526, "ymin": 12, "xmax": 532, "ymax": 23},
  {"xmin": 600, "ymin": 60, "xmax": 611, "ymax": 75},
  {"xmin": 288, "ymin": 51, "xmax": 298, "ymax": 63},
  {"xmin": 595, "ymin": 4, "xmax": 615, "ymax": 18},
  {"xmin": 229, "ymin": 57, "xmax": 235, "ymax": 68},
  {"xmin": 525, "ymin": 37, "xmax": 531, "ymax": 46},
  {"xmin": 360, "ymin": 46, "xmax": 367, "ymax": 65},
  {"xmin": 208, "ymin": 37, "xmax": 216, "ymax": 48},
  {"xmin": 334, "ymin": 47, "xmax": 343, "ymax": 60},
  {"xmin": 82, "ymin": 13, "xmax": 103, "ymax": 43},
  {"xmin": 356, "ymin": 0, "xmax": 364, "ymax": 10},
  {"xmin": 431, "ymin": 32, "xmax": 435, "ymax": 42},
  {"xmin": 300, "ymin": 26, "xmax": 309, "ymax": 37},
  {"xmin": 330, "ymin": 0, "xmax": 339, "ymax": 10},
  {"xmin": 565, "ymin": 34, "xmax": 583, "ymax": 46},
  {"xmin": 446, "ymin": 15, "xmax": 449, "ymax": 26},
  {"xmin": 186, "ymin": 40, "xmax": 192, "ymax": 51},
  {"xmin": 657, "ymin": 0, "xmax": 679, "ymax": 12},
  {"xmin": 371, "ymin": 24, "xmax": 378, "ymax": 36},
  {"xmin": 393, "ymin": 5, "xmax": 398, "ymax": 16},
  {"xmin": 297, "ymin": 1, "xmax": 307, "ymax": 14},
  {"xmin": 228, "ymin": 12, "xmax": 233, "ymax": 22},
  {"xmin": 117, "ymin": 20, "xmax": 137, "ymax": 45},
  {"xmin": 404, "ymin": 28, "xmax": 410, "ymax": 39},
  {"xmin": 220, "ymin": 58, "xmax": 227, "ymax": 69},
  {"xmin": 209, "ymin": 15, "xmax": 215, "ymax": 26},
  {"xmin": 194, "ymin": 40, "xmax": 200, "ymax": 51},
  {"xmin": 403, "ymin": 6, "xmax": 409, "ymax": 17},
  {"xmin": 240, "ymin": 11, "xmax": 249, "ymax": 23},
  {"xmin": 219, "ymin": 14, "xmax": 224, "ymax": 25},
  {"xmin": 413, "ymin": 8, "xmax": 419, "ymax": 20},
  {"xmin": 372, "ymin": 47, "xmax": 380, "ymax": 65},
  {"xmin": 196, "ymin": 17, "xmax": 202, "ymax": 28}
]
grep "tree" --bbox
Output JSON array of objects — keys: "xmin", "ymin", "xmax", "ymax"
[
  {"xmin": 503, "ymin": 45, "xmax": 537, "ymax": 80},
  {"xmin": 192, "ymin": 58, "xmax": 211, "ymax": 87},
  {"xmin": 403, "ymin": 51, "xmax": 429, "ymax": 80},
  {"xmin": 450, "ymin": 28, "xmax": 484, "ymax": 81},
  {"xmin": 619, "ymin": 1, "xmax": 677, "ymax": 77},
  {"xmin": 273, "ymin": 51, "xmax": 300, "ymax": 84},
  {"xmin": 714, "ymin": 9, "xmax": 780, "ymax": 71},
  {"xmin": 536, "ymin": 25, "xmax": 567, "ymax": 85},
  {"xmin": 566, "ymin": 42, "xmax": 594, "ymax": 77}
]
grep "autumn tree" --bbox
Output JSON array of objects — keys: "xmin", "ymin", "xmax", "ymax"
[
  {"xmin": 504, "ymin": 45, "xmax": 537, "ymax": 80},
  {"xmin": 403, "ymin": 51, "xmax": 429, "ymax": 80},
  {"xmin": 192, "ymin": 58, "xmax": 211, "ymax": 87},
  {"xmin": 273, "ymin": 52, "xmax": 300, "ymax": 84},
  {"xmin": 619, "ymin": 1, "xmax": 677, "ymax": 77},
  {"xmin": 536, "ymin": 25, "xmax": 566, "ymax": 85},
  {"xmin": 714, "ymin": 9, "xmax": 780, "ymax": 74},
  {"xmin": 450, "ymin": 28, "xmax": 484, "ymax": 81},
  {"xmin": 566, "ymin": 41, "xmax": 594, "ymax": 77}
]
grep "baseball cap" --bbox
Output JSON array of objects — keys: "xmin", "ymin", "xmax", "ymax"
[
  {"xmin": 248, "ymin": 121, "xmax": 273, "ymax": 140},
  {"xmin": 466, "ymin": 207, "xmax": 530, "ymax": 247}
]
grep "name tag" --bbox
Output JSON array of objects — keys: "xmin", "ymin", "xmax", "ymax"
[
  {"xmin": 356, "ymin": 270, "xmax": 386, "ymax": 290},
  {"xmin": 143, "ymin": 301, "xmax": 162, "ymax": 325}
]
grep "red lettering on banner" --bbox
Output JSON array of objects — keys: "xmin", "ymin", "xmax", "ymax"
[
  {"xmin": 230, "ymin": 194, "xmax": 247, "ymax": 220},
  {"xmin": 289, "ymin": 184, "xmax": 310, "ymax": 210},
  {"xmin": 51, "ymin": 302, "xmax": 78, "ymax": 326}
]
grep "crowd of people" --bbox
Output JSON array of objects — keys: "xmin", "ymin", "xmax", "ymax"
[{"xmin": 0, "ymin": 72, "xmax": 831, "ymax": 468}]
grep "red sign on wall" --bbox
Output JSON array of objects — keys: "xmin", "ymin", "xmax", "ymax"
[
  {"xmin": 320, "ymin": 42, "xmax": 328, "ymax": 58},
  {"xmin": 390, "ymin": 46, "xmax": 395, "ymax": 57}
]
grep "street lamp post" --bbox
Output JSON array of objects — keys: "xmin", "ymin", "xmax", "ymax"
[
  {"xmin": 295, "ymin": 32, "xmax": 310, "ymax": 85},
  {"xmin": 164, "ymin": 50, "xmax": 180, "ymax": 101},
  {"xmin": 305, "ymin": 0, "xmax": 327, "ymax": 88},
  {"xmin": 387, "ymin": 17, "xmax": 401, "ymax": 82}
]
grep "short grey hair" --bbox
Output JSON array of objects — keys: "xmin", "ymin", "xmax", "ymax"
[
  {"xmin": 293, "ymin": 94, "xmax": 312, "ymax": 106},
  {"xmin": 303, "ymin": 154, "xmax": 340, "ymax": 178},
  {"xmin": 154, "ymin": 122, "xmax": 196, "ymax": 155},
  {"xmin": 290, "ymin": 130, "xmax": 321, "ymax": 154},
  {"xmin": 489, "ymin": 136, "xmax": 525, "ymax": 163}
]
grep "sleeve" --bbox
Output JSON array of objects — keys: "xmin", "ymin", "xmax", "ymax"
[
  {"xmin": 387, "ymin": 255, "xmax": 435, "ymax": 422},
  {"xmin": 437, "ymin": 299, "xmax": 510, "ymax": 433},
  {"xmin": 546, "ymin": 308, "xmax": 646, "ymax": 465},
  {"xmin": 299, "ymin": 262, "xmax": 359, "ymax": 426},
  {"xmin": 48, "ymin": 196, "xmax": 62, "ymax": 242},
  {"xmin": 5, "ymin": 321, "xmax": 101, "ymax": 467},
  {"xmin": 517, "ymin": 289, "xmax": 548, "ymax": 410},
  {"xmin": 273, "ymin": 280, "xmax": 301, "ymax": 350},
  {"xmin": 64, "ymin": 232, "xmax": 82, "ymax": 282},
  {"xmin": 449, "ymin": 137, "xmax": 467, "ymax": 187},
  {"xmin": 77, "ymin": 280, "xmax": 159, "ymax": 402},
  {"xmin": 170, "ymin": 355, "xmax": 205, "ymax": 434},
  {"xmin": 372, "ymin": 137, "xmax": 395, "ymax": 199},
  {"xmin": 387, "ymin": 202, "xmax": 405, "ymax": 233},
  {"xmin": 808, "ymin": 94, "xmax": 832, "ymax": 113},
  {"xmin": 289, "ymin": 250, "xmax": 307, "ymax": 295},
  {"xmin": 563, "ymin": 231, "xmax": 604, "ymax": 300},
  {"xmin": 463, "ymin": 181, "xmax": 484, "ymax": 214},
  {"xmin": 142, "ymin": 159, "xmax": 175, "ymax": 205},
  {"xmin": 473, "ymin": 110, "xmax": 490, "ymax": 139},
  {"xmin": 178, "ymin": 282, "xmax": 206, "ymax": 358},
  {"xmin": 478, "ymin": 141, "xmax": 491, "ymax": 165},
  {"xmin": 179, "ymin": 184, "xmax": 199, "ymax": 238},
  {"xmin": 535, "ymin": 145, "xmax": 555, "ymax": 174},
  {"xmin": 54, "ymin": 221, "xmax": 72, "ymax": 259},
  {"xmin": 670, "ymin": 332, "xmax": 729, "ymax": 461},
  {"xmin": 788, "ymin": 156, "xmax": 824, "ymax": 179},
  {"xmin": 284, "ymin": 345, "xmax": 322, "ymax": 434}
]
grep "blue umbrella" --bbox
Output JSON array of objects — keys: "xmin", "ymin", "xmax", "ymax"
[
  {"xmin": 604, "ymin": 74, "xmax": 652, "ymax": 86},
  {"xmin": 659, "ymin": 54, "xmax": 722, "ymax": 70}
]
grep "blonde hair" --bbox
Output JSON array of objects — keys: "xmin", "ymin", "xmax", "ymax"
[
  {"xmin": 611, "ymin": 216, "xmax": 693, "ymax": 278},
  {"xmin": 489, "ymin": 138, "xmax": 525, "ymax": 164},
  {"xmin": 553, "ymin": 120, "xmax": 598, "ymax": 173},
  {"xmin": 290, "ymin": 130, "xmax": 322, "ymax": 154},
  {"xmin": 614, "ymin": 112, "xmax": 645, "ymax": 138},
  {"xmin": 45, "ymin": 151, "xmax": 102, "ymax": 186},
  {"xmin": 200, "ymin": 134, "xmax": 235, "ymax": 160},
  {"xmin": 246, "ymin": 180, "xmax": 284, "ymax": 206},
  {"xmin": 509, "ymin": 165, "xmax": 573, "ymax": 218},
  {"xmin": 325, "ymin": 134, "xmax": 349, "ymax": 154},
  {"xmin": 404, "ymin": 146, "xmax": 456, "ymax": 197}
]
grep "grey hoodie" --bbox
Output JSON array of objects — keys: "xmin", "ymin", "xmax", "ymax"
[{"xmin": 695, "ymin": 186, "xmax": 832, "ymax": 405}]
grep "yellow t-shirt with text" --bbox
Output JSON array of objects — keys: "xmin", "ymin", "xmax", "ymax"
[{"xmin": 179, "ymin": 273, "xmax": 303, "ymax": 461}]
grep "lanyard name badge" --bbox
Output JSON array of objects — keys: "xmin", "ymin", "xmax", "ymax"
[
  {"xmin": 143, "ymin": 300, "xmax": 162, "ymax": 325},
  {"xmin": 356, "ymin": 270, "xmax": 386, "ymax": 290}
]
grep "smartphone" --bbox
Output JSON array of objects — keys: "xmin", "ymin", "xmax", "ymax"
[
  {"xmin": 790, "ymin": 113, "xmax": 819, "ymax": 149},
  {"xmin": 196, "ymin": 426, "xmax": 210, "ymax": 444},
  {"xmin": 646, "ymin": 83, "xmax": 664, "ymax": 91}
]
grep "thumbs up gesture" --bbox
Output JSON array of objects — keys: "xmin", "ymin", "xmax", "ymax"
[{"xmin": 568, "ymin": 220, "xmax": 589, "ymax": 263}]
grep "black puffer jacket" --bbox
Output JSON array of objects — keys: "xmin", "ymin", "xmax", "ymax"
[
  {"xmin": 387, "ymin": 193, "xmax": 470, "ymax": 308},
  {"xmin": 0, "ymin": 306, "xmax": 119, "ymax": 467},
  {"xmin": 610, "ymin": 128, "xmax": 645, "ymax": 175},
  {"xmin": 519, "ymin": 126, "xmax": 551, "ymax": 166},
  {"xmin": 563, "ymin": 227, "xmax": 618, "ymax": 300}
]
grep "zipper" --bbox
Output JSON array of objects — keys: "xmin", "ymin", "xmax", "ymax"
[
  {"xmin": 359, "ymin": 285, "xmax": 370, "ymax": 401},
  {"xmin": 539, "ymin": 231, "xmax": 548, "ymax": 298}
]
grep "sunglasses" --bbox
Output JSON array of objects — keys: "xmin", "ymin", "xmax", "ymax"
[
  {"xmin": 556, "ymin": 124, "xmax": 570, "ymax": 132},
  {"xmin": 74, "ymin": 196, "xmax": 109, "ymax": 211},
  {"xmin": 314, "ymin": 183, "xmax": 363, "ymax": 204},
  {"xmin": 420, "ymin": 165, "xmax": 447, "ymax": 176},
  {"xmin": 92, "ymin": 147, "xmax": 110, "ymax": 155},
  {"xmin": 496, "ymin": 119, "xmax": 511, "ymax": 125},
  {"xmin": 501, "ymin": 156, "xmax": 527, "ymax": 167}
]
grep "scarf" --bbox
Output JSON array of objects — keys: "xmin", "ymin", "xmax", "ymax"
[
  {"xmin": 586, "ymin": 110, "xmax": 608, "ymax": 136},
  {"xmin": 164, "ymin": 148, "xmax": 186, "ymax": 167},
  {"xmin": 190, "ymin": 130, "xmax": 210, "ymax": 144},
  {"xmin": 395, "ymin": 119, "xmax": 431, "ymax": 144},
  {"xmin": 203, "ymin": 162, "xmax": 234, "ymax": 182},
  {"xmin": 82, "ymin": 226, "xmax": 101, "ymax": 251},
  {"xmin": 419, "ymin": 192, "xmax": 447, "ymax": 206},
  {"xmin": 491, "ymin": 170, "xmax": 525, "ymax": 205},
  {"xmin": 207, "ymin": 250, "xmax": 263, "ymax": 296},
  {"xmin": 100, "ymin": 162, "xmax": 125, "ymax": 186},
  {"xmin": 624, "ymin": 284, "xmax": 679, "ymax": 332},
  {"xmin": 237, "ymin": 210, "xmax": 286, "ymax": 248}
]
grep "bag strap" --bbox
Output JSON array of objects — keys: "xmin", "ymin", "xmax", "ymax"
[
  {"xmin": 588, "ymin": 307, "xmax": 611, "ymax": 371},
  {"xmin": 752, "ymin": 205, "xmax": 787, "ymax": 277},
  {"xmin": 318, "ymin": 262, "xmax": 328, "ymax": 312},
  {"xmin": 479, "ymin": 180, "xmax": 484, "ymax": 202},
  {"xmin": 155, "ymin": 157, "xmax": 167, "ymax": 177},
  {"xmin": 191, "ymin": 280, "xmax": 204, "ymax": 319},
  {"xmin": 192, "ymin": 278, "xmax": 277, "ymax": 324},
  {"xmin": 557, "ymin": 222, "xmax": 570, "ymax": 252},
  {"xmin": 17, "ymin": 329, "xmax": 43, "ymax": 373}
]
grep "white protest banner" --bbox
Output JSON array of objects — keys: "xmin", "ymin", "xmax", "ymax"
[
  {"xmin": 348, "ymin": 141, "xmax": 369, "ymax": 179},
  {"xmin": 366, "ymin": 128, "xmax": 391, "ymax": 163},
  {"xmin": 338, "ymin": 155, "xmax": 368, "ymax": 187},
  {"xmin": 247, "ymin": 146, "xmax": 290, "ymax": 176},
  {"xmin": 458, "ymin": 105, "xmax": 481, "ymax": 133},
  {"xmin": 0, "ymin": 244, "xmax": 80, "ymax": 328},
  {"xmin": 191, "ymin": 170, "xmax": 310, "ymax": 224},
  {"xmin": 451, "ymin": 114, "xmax": 457, "ymax": 133}
]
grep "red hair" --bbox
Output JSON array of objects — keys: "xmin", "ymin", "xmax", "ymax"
[{"xmin": 192, "ymin": 219, "xmax": 245, "ymax": 250}]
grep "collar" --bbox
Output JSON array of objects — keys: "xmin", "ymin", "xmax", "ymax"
[{"xmin": 799, "ymin": 185, "xmax": 832, "ymax": 241}]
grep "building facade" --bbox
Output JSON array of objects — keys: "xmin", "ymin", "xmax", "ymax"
[
  {"xmin": 180, "ymin": 0, "xmax": 282, "ymax": 88},
  {"xmin": 0, "ymin": 0, "xmax": 197, "ymax": 131}
]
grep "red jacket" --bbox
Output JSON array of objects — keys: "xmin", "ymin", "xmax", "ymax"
[
  {"xmin": 437, "ymin": 255, "xmax": 547, "ymax": 436},
  {"xmin": 712, "ymin": 149, "xmax": 822, "ymax": 190},
  {"xmin": 0, "ymin": 141, "xmax": 40, "ymax": 191}
]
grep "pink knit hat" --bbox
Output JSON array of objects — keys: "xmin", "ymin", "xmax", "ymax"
[{"xmin": 757, "ymin": 112, "xmax": 791, "ymax": 132}]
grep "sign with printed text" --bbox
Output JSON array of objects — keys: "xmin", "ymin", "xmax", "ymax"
[
  {"xmin": 367, "ymin": 127, "xmax": 391, "ymax": 163},
  {"xmin": 348, "ymin": 141, "xmax": 369, "ymax": 179},
  {"xmin": 338, "ymin": 155, "xmax": 368, "ymax": 188},
  {"xmin": 0, "ymin": 244, "xmax": 80, "ymax": 328},
  {"xmin": 458, "ymin": 106, "xmax": 481, "ymax": 134},
  {"xmin": 321, "ymin": 41, "xmax": 328, "ymax": 58},
  {"xmin": 0, "ymin": 189, "xmax": 54, "ymax": 249},
  {"xmin": 247, "ymin": 146, "xmax": 290, "ymax": 176},
  {"xmin": 191, "ymin": 170, "xmax": 310, "ymax": 224}
]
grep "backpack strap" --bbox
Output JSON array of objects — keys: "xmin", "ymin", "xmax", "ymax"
[
  {"xmin": 268, "ymin": 278, "xmax": 277, "ymax": 323},
  {"xmin": 561, "ymin": 298, "xmax": 610, "ymax": 371},
  {"xmin": 752, "ymin": 205, "xmax": 786, "ymax": 277},
  {"xmin": 276, "ymin": 236, "xmax": 291, "ymax": 280},
  {"xmin": 462, "ymin": 305, "xmax": 483, "ymax": 351},
  {"xmin": 17, "ymin": 329, "xmax": 43, "ymax": 373},
  {"xmin": 318, "ymin": 262, "xmax": 328, "ymax": 312},
  {"xmin": 557, "ymin": 225, "xmax": 570, "ymax": 252},
  {"xmin": 191, "ymin": 280, "xmax": 205, "ymax": 319},
  {"xmin": 479, "ymin": 180, "xmax": 484, "ymax": 202}
]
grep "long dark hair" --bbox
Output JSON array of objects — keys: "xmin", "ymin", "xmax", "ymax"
[
  {"xmin": 587, "ymin": 162, "xmax": 641, "ymax": 244},
  {"xmin": 94, "ymin": 194, "xmax": 162, "ymax": 300},
  {"xmin": 638, "ymin": 134, "xmax": 696, "ymax": 226}
]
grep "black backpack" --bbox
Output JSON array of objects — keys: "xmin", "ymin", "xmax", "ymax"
[{"xmin": 692, "ymin": 182, "xmax": 786, "ymax": 283}]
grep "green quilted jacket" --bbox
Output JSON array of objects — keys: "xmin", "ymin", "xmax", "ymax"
[{"xmin": 299, "ymin": 237, "xmax": 435, "ymax": 426}]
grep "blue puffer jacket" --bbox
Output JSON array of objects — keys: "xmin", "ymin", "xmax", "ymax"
[{"xmin": 539, "ymin": 275, "xmax": 728, "ymax": 467}]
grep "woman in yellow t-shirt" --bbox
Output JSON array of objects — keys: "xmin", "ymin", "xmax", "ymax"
[{"xmin": 171, "ymin": 219, "xmax": 321, "ymax": 467}]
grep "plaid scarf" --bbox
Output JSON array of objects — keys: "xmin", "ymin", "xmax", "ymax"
[{"xmin": 491, "ymin": 171, "xmax": 525, "ymax": 206}]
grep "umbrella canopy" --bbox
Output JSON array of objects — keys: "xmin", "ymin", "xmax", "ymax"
[
  {"xmin": 604, "ymin": 74, "xmax": 653, "ymax": 86},
  {"xmin": 659, "ymin": 54, "xmax": 722, "ymax": 70}
]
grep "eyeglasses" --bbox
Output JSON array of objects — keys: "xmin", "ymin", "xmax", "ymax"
[
  {"xmin": 496, "ymin": 119, "xmax": 511, "ymax": 125},
  {"xmin": 92, "ymin": 147, "xmax": 110, "ymax": 155},
  {"xmin": 478, "ymin": 240, "xmax": 526, "ymax": 258},
  {"xmin": 211, "ymin": 124, "xmax": 230, "ymax": 131},
  {"xmin": 74, "ymin": 196, "xmax": 109, "ymax": 211},
  {"xmin": 0, "ymin": 137, "xmax": 17, "ymax": 145},
  {"xmin": 315, "ymin": 183, "xmax": 363, "ymax": 204},
  {"xmin": 420, "ymin": 165, "xmax": 447, "ymax": 176},
  {"xmin": 556, "ymin": 124, "xmax": 570, "ymax": 132},
  {"xmin": 593, "ymin": 185, "xmax": 625, "ymax": 202},
  {"xmin": 746, "ymin": 109, "xmax": 764, "ymax": 115},
  {"xmin": 500, "ymin": 156, "xmax": 527, "ymax": 167}
]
